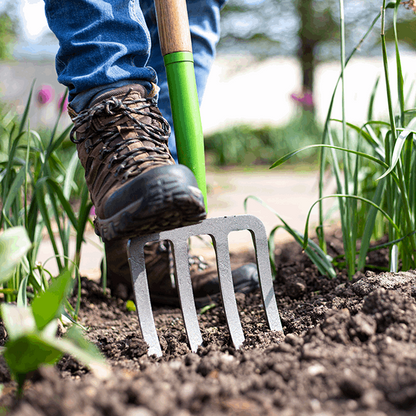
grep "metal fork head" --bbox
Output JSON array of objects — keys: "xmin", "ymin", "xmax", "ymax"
[{"xmin": 128, "ymin": 214, "xmax": 283, "ymax": 357}]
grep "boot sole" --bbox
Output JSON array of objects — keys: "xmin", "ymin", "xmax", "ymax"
[{"xmin": 94, "ymin": 165, "xmax": 206, "ymax": 242}]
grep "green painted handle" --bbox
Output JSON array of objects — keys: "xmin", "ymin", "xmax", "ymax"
[{"xmin": 164, "ymin": 52, "xmax": 207, "ymax": 208}]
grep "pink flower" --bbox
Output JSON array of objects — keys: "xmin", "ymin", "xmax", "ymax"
[
  {"xmin": 291, "ymin": 91, "xmax": 314, "ymax": 109},
  {"xmin": 37, "ymin": 85, "xmax": 54, "ymax": 106},
  {"xmin": 58, "ymin": 92, "xmax": 69, "ymax": 111},
  {"xmin": 90, "ymin": 206, "xmax": 96, "ymax": 217}
]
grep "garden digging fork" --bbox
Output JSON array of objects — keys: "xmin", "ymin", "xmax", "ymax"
[{"xmin": 127, "ymin": 0, "xmax": 283, "ymax": 357}]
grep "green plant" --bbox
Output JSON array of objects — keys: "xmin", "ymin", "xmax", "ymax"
[
  {"xmin": 0, "ymin": 227, "xmax": 31, "ymax": 288},
  {"xmin": 0, "ymin": 85, "xmax": 94, "ymax": 310},
  {"xmin": 0, "ymin": 9, "xmax": 17, "ymax": 61},
  {"xmin": 253, "ymin": 1, "xmax": 415, "ymax": 278},
  {"xmin": 204, "ymin": 112, "xmax": 321, "ymax": 167},
  {"xmin": 1, "ymin": 270, "xmax": 107, "ymax": 397}
]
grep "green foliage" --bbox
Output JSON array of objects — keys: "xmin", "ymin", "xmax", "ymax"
[
  {"xmin": 244, "ymin": 195, "xmax": 337, "ymax": 279},
  {"xmin": 0, "ymin": 227, "xmax": 31, "ymax": 285},
  {"xmin": 1, "ymin": 271, "xmax": 107, "ymax": 396},
  {"xmin": 0, "ymin": 11, "xmax": 17, "ymax": 61},
  {"xmin": 266, "ymin": 0, "xmax": 416, "ymax": 279},
  {"xmin": 0, "ymin": 86, "xmax": 94, "ymax": 309},
  {"xmin": 205, "ymin": 113, "xmax": 321, "ymax": 167}
]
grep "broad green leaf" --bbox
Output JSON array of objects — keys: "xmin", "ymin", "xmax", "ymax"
[
  {"xmin": 1, "ymin": 304, "xmax": 36, "ymax": 340},
  {"xmin": 0, "ymin": 227, "xmax": 31, "ymax": 284},
  {"xmin": 65, "ymin": 325, "xmax": 105, "ymax": 362},
  {"xmin": 42, "ymin": 319, "xmax": 59, "ymax": 339},
  {"xmin": 3, "ymin": 334, "xmax": 63, "ymax": 374},
  {"xmin": 31, "ymin": 270, "xmax": 73, "ymax": 331}
]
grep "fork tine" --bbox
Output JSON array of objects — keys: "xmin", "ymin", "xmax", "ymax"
[
  {"xmin": 128, "ymin": 237, "xmax": 163, "ymax": 357},
  {"xmin": 212, "ymin": 232, "xmax": 245, "ymax": 349},
  {"xmin": 129, "ymin": 215, "xmax": 283, "ymax": 357},
  {"xmin": 170, "ymin": 239, "xmax": 203, "ymax": 352},
  {"xmin": 246, "ymin": 217, "xmax": 283, "ymax": 332}
]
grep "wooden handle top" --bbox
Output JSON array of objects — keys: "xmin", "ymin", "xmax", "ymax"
[{"xmin": 155, "ymin": 0, "xmax": 192, "ymax": 56}]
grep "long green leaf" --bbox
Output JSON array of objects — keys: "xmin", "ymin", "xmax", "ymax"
[
  {"xmin": 357, "ymin": 179, "xmax": 386, "ymax": 270},
  {"xmin": 367, "ymin": 77, "xmax": 380, "ymax": 121},
  {"xmin": 63, "ymin": 150, "xmax": 80, "ymax": 200},
  {"xmin": 378, "ymin": 117, "xmax": 416, "ymax": 179},
  {"xmin": 244, "ymin": 195, "xmax": 336, "ymax": 278},
  {"xmin": 46, "ymin": 178, "xmax": 78, "ymax": 230},
  {"xmin": 16, "ymin": 275, "xmax": 29, "ymax": 308},
  {"xmin": 35, "ymin": 180, "xmax": 63, "ymax": 271},
  {"xmin": 302, "ymin": 194, "xmax": 401, "ymax": 251},
  {"xmin": 17, "ymin": 81, "xmax": 35, "ymax": 137},
  {"xmin": 270, "ymin": 143, "xmax": 390, "ymax": 171}
]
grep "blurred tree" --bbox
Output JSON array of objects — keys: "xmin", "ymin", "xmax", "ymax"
[{"xmin": 0, "ymin": 11, "xmax": 18, "ymax": 61}]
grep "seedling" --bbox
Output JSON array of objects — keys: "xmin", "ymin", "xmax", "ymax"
[{"xmin": 1, "ymin": 271, "xmax": 107, "ymax": 397}]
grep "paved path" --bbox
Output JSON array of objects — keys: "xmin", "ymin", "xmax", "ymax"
[{"xmin": 37, "ymin": 168, "xmax": 338, "ymax": 277}]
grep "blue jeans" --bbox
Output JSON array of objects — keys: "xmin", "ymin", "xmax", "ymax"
[{"xmin": 44, "ymin": 0, "xmax": 225, "ymax": 161}]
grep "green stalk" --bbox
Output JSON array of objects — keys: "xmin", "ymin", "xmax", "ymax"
[
  {"xmin": 317, "ymin": 11, "xmax": 381, "ymax": 253},
  {"xmin": 380, "ymin": 1, "xmax": 416, "ymax": 268},
  {"xmin": 392, "ymin": 2, "xmax": 404, "ymax": 127},
  {"xmin": 339, "ymin": 0, "xmax": 356, "ymax": 279},
  {"xmin": 381, "ymin": 3, "xmax": 397, "ymax": 270}
]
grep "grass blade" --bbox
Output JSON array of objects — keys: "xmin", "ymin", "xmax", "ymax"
[{"xmin": 244, "ymin": 195, "xmax": 336, "ymax": 278}]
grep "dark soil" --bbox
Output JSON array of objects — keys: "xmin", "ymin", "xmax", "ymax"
[{"xmin": 2, "ymin": 235, "xmax": 416, "ymax": 416}]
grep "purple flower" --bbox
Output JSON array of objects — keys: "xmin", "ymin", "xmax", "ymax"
[
  {"xmin": 37, "ymin": 85, "xmax": 54, "ymax": 106},
  {"xmin": 90, "ymin": 206, "xmax": 96, "ymax": 217},
  {"xmin": 291, "ymin": 91, "xmax": 314, "ymax": 109}
]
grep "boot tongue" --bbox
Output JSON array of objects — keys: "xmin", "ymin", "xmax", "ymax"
[
  {"xmin": 89, "ymin": 84, "xmax": 170, "ymax": 171},
  {"xmin": 90, "ymin": 84, "xmax": 149, "ymax": 107}
]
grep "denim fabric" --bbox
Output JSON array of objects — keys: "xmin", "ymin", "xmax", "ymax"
[{"xmin": 44, "ymin": 0, "xmax": 225, "ymax": 161}]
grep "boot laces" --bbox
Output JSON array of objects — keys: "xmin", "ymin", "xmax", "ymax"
[{"xmin": 70, "ymin": 90, "xmax": 171, "ymax": 181}]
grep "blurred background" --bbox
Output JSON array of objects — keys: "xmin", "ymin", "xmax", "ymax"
[{"xmin": 1, "ymin": 0, "xmax": 416, "ymax": 134}]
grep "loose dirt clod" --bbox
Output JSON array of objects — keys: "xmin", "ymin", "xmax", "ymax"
[{"xmin": 2, "ymin": 237, "xmax": 416, "ymax": 416}]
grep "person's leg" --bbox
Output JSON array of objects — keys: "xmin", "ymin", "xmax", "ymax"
[
  {"xmin": 44, "ymin": 0, "xmax": 207, "ymax": 242},
  {"xmin": 44, "ymin": 0, "xmax": 156, "ymax": 110}
]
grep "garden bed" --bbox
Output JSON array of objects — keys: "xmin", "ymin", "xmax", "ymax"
[{"xmin": 1, "ymin": 235, "xmax": 416, "ymax": 416}]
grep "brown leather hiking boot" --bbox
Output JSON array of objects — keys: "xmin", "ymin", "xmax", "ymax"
[
  {"xmin": 69, "ymin": 84, "xmax": 206, "ymax": 242},
  {"xmin": 103, "ymin": 238, "xmax": 260, "ymax": 308}
]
